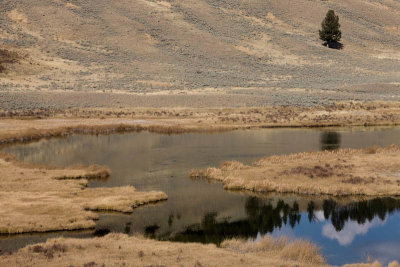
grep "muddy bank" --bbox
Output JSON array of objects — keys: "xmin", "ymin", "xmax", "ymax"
[
  {"xmin": 191, "ymin": 145, "xmax": 400, "ymax": 196},
  {"xmin": 0, "ymin": 153, "xmax": 167, "ymax": 234}
]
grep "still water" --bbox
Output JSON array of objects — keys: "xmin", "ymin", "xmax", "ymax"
[{"xmin": 2, "ymin": 127, "xmax": 400, "ymax": 265}]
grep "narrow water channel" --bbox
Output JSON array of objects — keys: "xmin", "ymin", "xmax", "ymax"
[{"xmin": 1, "ymin": 127, "xmax": 400, "ymax": 265}]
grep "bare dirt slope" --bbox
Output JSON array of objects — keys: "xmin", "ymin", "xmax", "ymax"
[{"xmin": 0, "ymin": 0, "xmax": 400, "ymax": 106}]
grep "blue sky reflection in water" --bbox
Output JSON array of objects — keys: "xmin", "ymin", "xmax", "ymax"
[
  {"xmin": 269, "ymin": 200, "xmax": 400, "ymax": 265},
  {"xmin": 2, "ymin": 127, "xmax": 400, "ymax": 265}
]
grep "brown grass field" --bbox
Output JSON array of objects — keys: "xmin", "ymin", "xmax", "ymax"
[
  {"xmin": 0, "ymin": 234, "xmax": 398, "ymax": 267},
  {"xmin": 1, "ymin": 233, "xmax": 398, "ymax": 267},
  {"xmin": 191, "ymin": 145, "xmax": 400, "ymax": 196},
  {"xmin": 0, "ymin": 153, "xmax": 167, "ymax": 234},
  {"xmin": 1, "ymin": 101, "xmax": 400, "ymax": 146}
]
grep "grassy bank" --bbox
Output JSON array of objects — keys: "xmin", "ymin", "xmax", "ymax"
[
  {"xmin": 1, "ymin": 102, "xmax": 400, "ymax": 146},
  {"xmin": 0, "ymin": 153, "xmax": 167, "ymax": 234},
  {"xmin": 1, "ymin": 233, "xmax": 398, "ymax": 267},
  {"xmin": 191, "ymin": 145, "xmax": 400, "ymax": 196},
  {"xmin": 0, "ymin": 234, "xmax": 326, "ymax": 267}
]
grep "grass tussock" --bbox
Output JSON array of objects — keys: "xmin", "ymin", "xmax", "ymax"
[
  {"xmin": 0, "ymin": 153, "xmax": 167, "ymax": 234},
  {"xmin": 191, "ymin": 145, "xmax": 400, "ymax": 196},
  {"xmin": 222, "ymin": 236, "xmax": 325, "ymax": 265},
  {"xmin": 30, "ymin": 243, "xmax": 68, "ymax": 259}
]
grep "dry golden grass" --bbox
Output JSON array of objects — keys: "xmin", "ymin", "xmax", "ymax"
[
  {"xmin": 221, "ymin": 235, "xmax": 325, "ymax": 265},
  {"xmin": 1, "ymin": 101, "xmax": 400, "ymax": 146},
  {"xmin": 191, "ymin": 145, "xmax": 400, "ymax": 196},
  {"xmin": 0, "ymin": 153, "xmax": 167, "ymax": 234},
  {"xmin": 1, "ymin": 234, "xmax": 397, "ymax": 267},
  {"xmin": 0, "ymin": 118, "xmax": 235, "ymax": 145},
  {"xmin": 0, "ymin": 234, "xmax": 328, "ymax": 267}
]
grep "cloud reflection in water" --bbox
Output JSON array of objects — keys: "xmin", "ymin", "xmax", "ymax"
[{"xmin": 322, "ymin": 217, "xmax": 386, "ymax": 246}]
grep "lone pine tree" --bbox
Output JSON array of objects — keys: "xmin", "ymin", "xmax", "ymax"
[{"xmin": 319, "ymin": 10, "xmax": 342, "ymax": 48}]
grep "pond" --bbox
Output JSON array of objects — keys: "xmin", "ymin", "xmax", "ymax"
[{"xmin": 1, "ymin": 126, "xmax": 400, "ymax": 265}]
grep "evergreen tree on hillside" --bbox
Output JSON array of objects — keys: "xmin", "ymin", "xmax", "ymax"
[{"xmin": 319, "ymin": 10, "xmax": 342, "ymax": 48}]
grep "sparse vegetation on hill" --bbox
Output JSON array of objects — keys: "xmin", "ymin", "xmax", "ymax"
[{"xmin": 0, "ymin": 0, "xmax": 399, "ymax": 93}]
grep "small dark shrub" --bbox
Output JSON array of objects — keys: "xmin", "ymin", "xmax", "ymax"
[
  {"xmin": 30, "ymin": 243, "xmax": 67, "ymax": 259},
  {"xmin": 0, "ymin": 48, "xmax": 19, "ymax": 73},
  {"xmin": 83, "ymin": 262, "xmax": 97, "ymax": 267},
  {"xmin": 138, "ymin": 250, "xmax": 144, "ymax": 257}
]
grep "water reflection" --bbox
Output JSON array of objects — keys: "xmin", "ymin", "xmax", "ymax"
[
  {"xmin": 322, "ymin": 217, "xmax": 385, "ymax": 246},
  {"xmin": 156, "ymin": 197, "xmax": 301, "ymax": 245},
  {"xmin": 321, "ymin": 198, "xmax": 399, "ymax": 231},
  {"xmin": 151, "ymin": 197, "xmax": 400, "ymax": 246},
  {"xmin": 3, "ymin": 128, "xmax": 400, "ymax": 264},
  {"xmin": 320, "ymin": 131, "xmax": 341, "ymax": 150}
]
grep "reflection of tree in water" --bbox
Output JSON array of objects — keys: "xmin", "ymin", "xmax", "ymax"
[
  {"xmin": 151, "ymin": 197, "xmax": 400, "ymax": 245},
  {"xmin": 160, "ymin": 197, "xmax": 301, "ymax": 245},
  {"xmin": 320, "ymin": 131, "xmax": 341, "ymax": 151},
  {"xmin": 144, "ymin": 224, "xmax": 160, "ymax": 238},
  {"xmin": 320, "ymin": 197, "xmax": 400, "ymax": 231}
]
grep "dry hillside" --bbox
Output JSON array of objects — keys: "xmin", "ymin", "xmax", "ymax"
[{"xmin": 0, "ymin": 0, "xmax": 400, "ymax": 107}]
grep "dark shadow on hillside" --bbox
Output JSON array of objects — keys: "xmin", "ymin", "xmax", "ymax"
[
  {"xmin": 323, "ymin": 42, "xmax": 344, "ymax": 50},
  {"xmin": 0, "ymin": 48, "xmax": 19, "ymax": 73}
]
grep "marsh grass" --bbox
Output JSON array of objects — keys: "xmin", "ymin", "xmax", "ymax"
[
  {"xmin": 0, "ymin": 122, "xmax": 235, "ymax": 146},
  {"xmin": 1, "ymin": 102, "xmax": 400, "ymax": 148},
  {"xmin": 1, "ymin": 101, "xmax": 400, "ymax": 141},
  {"xmin": 2, "ymin": 234, "xmax": 397, "ymax": 266},
  {"xmin": 0, "ymin": 153, "xmax": 167, "ymax": 234},
  {"xmin": 222, "ymin": 235, "xmax": 325, "ymax": 265},
  {"xmin": 0, "ymin": 234, "xmax": 328, "ymax": 267},
  {"xmin": 191, "ymin": 145, "xmax": 400, "ymax": 196}
]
